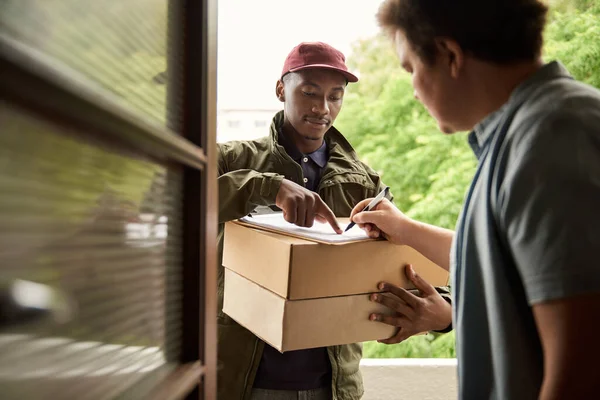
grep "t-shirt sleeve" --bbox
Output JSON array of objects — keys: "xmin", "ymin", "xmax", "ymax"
[{"xmin": 498, "ymin": 109, "xmax": 600, "ymax": 305}]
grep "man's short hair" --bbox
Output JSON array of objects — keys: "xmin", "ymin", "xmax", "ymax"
[{"xmin": 377, "ymin": 0, "xmax": 548, "ymax": 65}]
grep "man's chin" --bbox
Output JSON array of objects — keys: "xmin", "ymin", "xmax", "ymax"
[
  {"xmin": 299, "ymin": 129, "xmax": 326, "ymax": 141},
  {"xmin": 439, "ymin": 123, "xmax": 457, "ymax": 135},
  {"xmin": 302, "ymin": 134, "xmax": 324, "ymax": 141}
]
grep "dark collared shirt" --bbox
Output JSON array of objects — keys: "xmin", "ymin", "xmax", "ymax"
[
  {"xmin": 278, "ymin": 128, "xmax": 328, "ymax": 191},
  {"xmin": 252, "ymin": 129, "xmax": 331, "ymax": 391}
]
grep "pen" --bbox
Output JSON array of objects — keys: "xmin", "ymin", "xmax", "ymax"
[{"xmin": 344, "ymin": 186, "xmax": 390, "ymax": 232}]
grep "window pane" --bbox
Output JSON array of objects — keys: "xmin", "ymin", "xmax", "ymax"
[
  {"xmin": 0, "ymin": 101, "xmax": 184, "ymax": 398},
  {"xmin": 0, "ymin": 0, "xmax": 168, "ymax": 125}
]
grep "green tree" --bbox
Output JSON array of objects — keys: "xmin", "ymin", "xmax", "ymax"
[{"xmin": 545, "ymin": 7, "xmax": 600, "ymax": 88}]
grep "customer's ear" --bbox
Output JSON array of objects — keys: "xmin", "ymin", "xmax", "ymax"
[{"xmin": 435, "ymin": 38, "xmax": 464, "ymax": 80}]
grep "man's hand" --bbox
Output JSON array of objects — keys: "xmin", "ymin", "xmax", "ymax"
[
  {"xmin": 276, "ymin": 179, "xmax": 342, "ymax": 233},
  {"xmin": 351, "ymin": 198, "xmax": 454, "ymax": 270},
  {"xmin": 369, "ymin": 264, "xmax": 452, "ymax": 344},
  {"xmin": 349, "ymin": 198, "xmax": 412, "ymax": 244}
]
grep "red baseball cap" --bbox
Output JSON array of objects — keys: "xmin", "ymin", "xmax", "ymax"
[{"xmin": 281, "ymin": 42, "xmax": 359, "ymax": 83}]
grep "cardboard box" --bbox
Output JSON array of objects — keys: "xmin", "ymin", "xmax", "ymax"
[
  {"xmin": 223, "ymin": 269, "xmax": 397, "ymax": 351},
  {"xmin": 223, "ymin": 221, "xmax": 449, "ymax": 300},
  {"xmin": 222, "ymin": 221, "xmax": 450, "ymax": 351}
]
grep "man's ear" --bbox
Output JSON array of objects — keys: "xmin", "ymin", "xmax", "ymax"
[
  {"xmin": 275, "ymin": 80, "xmax": 285, "ymax": 102},
  {"xmin": 435, "ymin": 38, "xmax": 464, "ymax": 79}
]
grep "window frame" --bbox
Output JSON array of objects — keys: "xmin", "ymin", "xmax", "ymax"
[{"xmin": 0, "ymin": 0, "xmax": 217, "ymax": 398}]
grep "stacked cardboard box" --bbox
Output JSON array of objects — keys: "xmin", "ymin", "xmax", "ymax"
[{"xmin": 222, "ymin": 221, "xmax": 449, "ymax": 352}]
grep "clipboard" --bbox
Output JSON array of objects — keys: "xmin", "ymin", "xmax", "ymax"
[{"xmin": 234, "ymin": 213, "xmax": 375, "ymax": 245}]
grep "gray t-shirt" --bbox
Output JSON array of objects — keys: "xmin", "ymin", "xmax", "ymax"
[{"xmin": 452, "ymin": 61, "xmax": 600, "ymax": 399}]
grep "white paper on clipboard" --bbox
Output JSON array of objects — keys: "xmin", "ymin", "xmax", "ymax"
[{"xmin": 237, "ymin": 213, "xmax": 371, "ymax": 244}]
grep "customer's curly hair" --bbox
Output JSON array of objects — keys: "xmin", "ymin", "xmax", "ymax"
[{"xmin": 377, "ymin": 0, "xmax": 548, "ymax": 65}]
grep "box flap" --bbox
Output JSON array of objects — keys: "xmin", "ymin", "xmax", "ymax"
[{"xmin": 223, "ymin": 222, "xmax": 298, "ymax": 298}]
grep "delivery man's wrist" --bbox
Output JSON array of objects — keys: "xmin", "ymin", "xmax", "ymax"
[{"xmin": 431, "ymin": 294, "xmax": 453, "ymax": 333}]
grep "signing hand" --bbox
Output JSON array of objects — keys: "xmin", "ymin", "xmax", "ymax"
[
  {"xmin": 276, "ymin": 179, "xmax": 342, "ymax": 233},
  {"xmin": 370, "ymin": 264, "xmax": 452, "ymax": 344},
  {"xmin": 349, "ymin": 198, "xmax": 411, "ymax": 244}
]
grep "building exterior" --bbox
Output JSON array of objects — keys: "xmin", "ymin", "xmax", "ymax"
[{"xmin": 217, "ymin": 108, "xmax": 282, "ymax": 143}]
